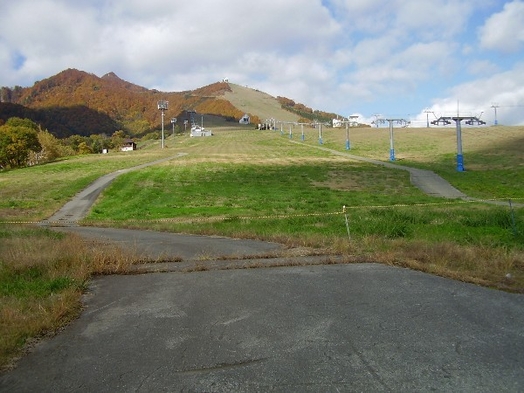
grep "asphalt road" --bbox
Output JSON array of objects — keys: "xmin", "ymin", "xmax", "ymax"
[{"xmin": 2, "ymin": 264, "xmax": 523, "ymax": 392}]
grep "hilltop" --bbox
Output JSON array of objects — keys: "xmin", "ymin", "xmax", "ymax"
[{"xmin": 0, "ymin": 69, "xmax": 341, "ymax": 138}]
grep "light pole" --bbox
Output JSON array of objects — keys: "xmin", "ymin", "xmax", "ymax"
[{"xmin": 157, "ymin": 100, "xmax": 168, "ymax": 148}]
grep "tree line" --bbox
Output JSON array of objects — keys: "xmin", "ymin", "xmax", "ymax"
[{"xmin": 0, "ymin": 117, "xmax": 145, "ymax": 170}]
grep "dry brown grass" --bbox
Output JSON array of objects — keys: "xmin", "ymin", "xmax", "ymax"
[
  {"xmin": 326, "ymin": 235, "xmax": 524, "ymax": 293},
  {"xmin": 0, "ymin": 228, "xmax": 143, "ymax": 371},
  {"xmin": 223, "ymin": 83, "xmax": 300, "ymax": 123},
  {"xmin": 220, "ymin": 232, "xmax": 524, "ymax": 293}
]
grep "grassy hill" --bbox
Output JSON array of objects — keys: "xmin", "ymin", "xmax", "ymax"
[{"xmin": 223, "ymin": 84, "xmax": 301, "ymax": 123}]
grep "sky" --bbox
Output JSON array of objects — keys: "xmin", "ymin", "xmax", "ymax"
[{"xmin": 1, "ymin": 0, "xmax": 524, "ymax": 126}]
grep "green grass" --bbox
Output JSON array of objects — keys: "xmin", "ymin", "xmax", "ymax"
[
  {"xmin": 0, "ymin": 146, "xmax": 176, "ymax": 221},
  {"xmin": 82, "ymin": 130, "xmax": 523, "ymax": 250},
  {"xmin": 309, "ymin": 125, "xmax": 524, "ymax": 200},
  {"xmin": 89, "ymin": 162, "xmax": 430, "ymax": 220}
]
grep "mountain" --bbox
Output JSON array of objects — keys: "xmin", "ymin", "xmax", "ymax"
[{"xmin": 0, "ymin": 68, "xmax": 340, "ymax": 138}]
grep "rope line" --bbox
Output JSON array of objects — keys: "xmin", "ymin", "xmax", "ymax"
[{"xmin": 2, "ymin": 198, "xmax": 522, "ymax": 226}]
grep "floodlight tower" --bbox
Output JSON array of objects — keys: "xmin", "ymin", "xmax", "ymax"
[
  {"xmin": 491, "ymin": 103, "xmax": 499, "ymax": 125},
  {"xmin": 157, "ymin": 100, "xmax": 168, "ymax": 148}
]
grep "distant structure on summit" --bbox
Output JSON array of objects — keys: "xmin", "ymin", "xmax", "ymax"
[{"xmin": 222, "ymin": 77, "xmax": 229, "ymax": 83}]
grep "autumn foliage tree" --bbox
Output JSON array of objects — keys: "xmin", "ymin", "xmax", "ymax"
[
  {"xmin": 0, "ymin": 117, "xmax": 41, "ymax": 169},
  {"xmin": 27, "ymin": 129, "xmax": 63, "ymax": 165}
]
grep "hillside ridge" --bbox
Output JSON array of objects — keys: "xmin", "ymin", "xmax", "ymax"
[{"xmin": 0, "ymin": 68, "xmax": 339, "ymax": 137}]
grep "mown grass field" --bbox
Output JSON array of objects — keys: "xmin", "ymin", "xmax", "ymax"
[
  {"xmin": 0, "ymin": 148, "xmax": 177, "ymax": 222},
  {"xmin": 1, "ymin": 124, "xmax": 523, "ymax": 370}
]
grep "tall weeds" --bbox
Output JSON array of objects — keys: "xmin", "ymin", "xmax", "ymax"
[{"xmin": 0, "ymin": 226, "xmax": 138, "ymax": 370}]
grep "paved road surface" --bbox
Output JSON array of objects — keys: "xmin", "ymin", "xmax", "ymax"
[{"xmin": 2, "ymin": 264, "xmax": 524, "ymax": 392}]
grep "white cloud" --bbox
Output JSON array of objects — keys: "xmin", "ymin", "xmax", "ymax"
[
  {"xmin": 467, "ymin": 60, "xmax": 500, "ymax": 75},
  {"xmin": 329, "ymin": 0, "xmax": 474, "ymax": 39},
  {"xmin": 479, "ymin": 0, "xmax": 524, "ymax": 53},
  {"xmin": 0, "ymin": 0, "xmax": 523, "ymax": 125},
  {"xmin": 424, "ymin": 62, "xmax": 524, "ymax": 125}
]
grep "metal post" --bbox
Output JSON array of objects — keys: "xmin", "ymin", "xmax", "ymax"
[
  {"xmin": 171, "ymin": 118, "xmax": 177, "ymax": 137},
  {"xmin": 455, "ymin": 119, "xmax": 464, "ymax": 171},
  {"xmin": 289, "ymin": 124, "xmax": 293, "ymax": 139},
  {"xmin": 424, "ymin": 109, "xmax": 433, "ymax": 128},
  {"xmin": 345, "ymin": 122, "xmax": 350, "ymax": 150},
  {"xmin": 301, "ymin": 124, "xmax": 305, "ymax": 141},
  {"xmin": 157, "ymin": 100, "xmax": 168, "ymax": 149},
  {"xmin": 161, "ymin": 111, "xmax": 165, "ymax": 148},
  {"xmin": 343, "ymin": 205, "xmax": 351, "ymax": 241},
  {"xmin": 318, "ymin": 123, "xmax": 323, "ymax": 145},
  {"xmin": 388, "ymin": 120, "xmax": 395, "ymax": 161}
]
